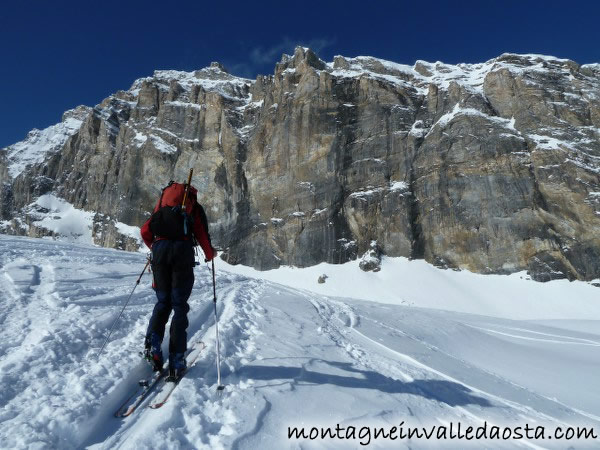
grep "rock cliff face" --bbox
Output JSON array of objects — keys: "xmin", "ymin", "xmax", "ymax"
[{"xmin": 2, "ymin": 48, "xmax": 600, "ymax": 281}]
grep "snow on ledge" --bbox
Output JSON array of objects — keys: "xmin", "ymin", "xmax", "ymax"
[
  {"xmin": 428, "ymin": 104, "xmax": 519, "ymax": 136},
  {"xmin": 6, "ymin": 116, "xmax": 84, "ymax": 178},
  {"xmin": 150, "ymin": 135, "xmax": 178, "ymax": 154},
  {"xmin": 115, "ymin": 221, "xmax": 144, "ymax": 249},
  {"xmin": 32, "ymin": 195, "xmax": 94, "ymax": 244}
]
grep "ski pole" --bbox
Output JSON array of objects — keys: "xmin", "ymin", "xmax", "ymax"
[
  {"xmin": 97, "ymin": 259, "xmax": 150, "ymax": 358},
  {"xmin": 212, "ymin": 259, "xmax": 225, "ymax": 391}
]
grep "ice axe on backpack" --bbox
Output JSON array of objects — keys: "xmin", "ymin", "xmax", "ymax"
[{"xmin": 181, "ymin": 168, "xmax": 193, "ymax": 236}]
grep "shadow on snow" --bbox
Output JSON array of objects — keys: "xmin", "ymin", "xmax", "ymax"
[{"xmin": 232, "ymin": 359, "xmax": 491, "ymax": 408}]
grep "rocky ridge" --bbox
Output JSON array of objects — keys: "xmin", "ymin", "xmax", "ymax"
[{"xmin": 1, "ymin": 48, "xmax": 599, "ymax": 281}]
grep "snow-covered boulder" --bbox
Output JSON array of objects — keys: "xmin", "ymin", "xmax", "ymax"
[{"xmin": 359, "ymin": 241, "xmax": 382, "ymax": 272}]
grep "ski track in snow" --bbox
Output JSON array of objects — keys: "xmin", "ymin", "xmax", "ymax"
[{"xmin": 0, "ymin": 235, "xmax": 599, "ymax": 449}]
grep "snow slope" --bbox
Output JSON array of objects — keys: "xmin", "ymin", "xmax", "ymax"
[
  {"xmin": 221, "ymin": 257, "xmax": 600, "ymax": 321},
  {"xmin": 4, "ymin": 108, "xmax": 87, "ymax": 179},
  {"xmin": 0, "ymin": 235, "xmax": 599, "ymax": 449}
]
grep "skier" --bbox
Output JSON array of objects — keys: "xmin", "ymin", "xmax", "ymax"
[{"xmin": 140, "ymin": 177, "xmax": 215, "ymax": 380}]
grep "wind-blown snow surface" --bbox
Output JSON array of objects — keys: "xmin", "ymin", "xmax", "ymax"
[{"xmin": 0, "ymin": 235, "xmax": 599, "ymax": 449}]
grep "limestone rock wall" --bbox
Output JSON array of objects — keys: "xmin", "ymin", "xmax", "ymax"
[{"xmin": 2, "ymin": 49, "xmax": 599, "ymax": 281}]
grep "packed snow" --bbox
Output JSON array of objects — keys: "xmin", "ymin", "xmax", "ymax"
[{"xmin": 0, "ymin": 234, "xmax": 599, "ymax": 449}]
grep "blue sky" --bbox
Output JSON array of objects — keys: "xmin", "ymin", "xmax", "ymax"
[{"xmin": 1, "ymin": 0, "xmax": 599, "ymax": 148}]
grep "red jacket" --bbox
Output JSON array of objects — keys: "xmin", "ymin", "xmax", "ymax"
[{"xmin": 140, "ymin": 184, "xmax": 215, "ymax": 261}]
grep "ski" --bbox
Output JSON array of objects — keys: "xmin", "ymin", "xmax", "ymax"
[
  {"xmin": 114, "ymin": 366, "xmax": 166, "ymax": 418},
  {"xmin": 149, "ymin": 341, "xmax": 206, "ymax": 409}
]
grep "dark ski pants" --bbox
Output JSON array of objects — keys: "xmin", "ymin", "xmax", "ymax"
[{"xmin": 146, "ymin": 264, "xmax": 194, "ymax": 356}]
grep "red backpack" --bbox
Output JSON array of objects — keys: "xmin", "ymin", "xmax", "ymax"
[
  {"xmin": 149, "ymin": 182, "xmax": 197, "ymax": 240},
  {"xmin": 154, "ymin": 182, "xmax": 197, "ymax": 213}
]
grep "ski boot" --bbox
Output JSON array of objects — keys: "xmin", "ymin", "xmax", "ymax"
[
  {"xmin": 143, "ymin": 334, "xmax": 163, "ymax": 372},
  {"xmin": 167, "ymin": 352, "xmax": 187, "ymax": 382}
]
